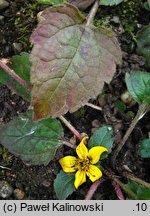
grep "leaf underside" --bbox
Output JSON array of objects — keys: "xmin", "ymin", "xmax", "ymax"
[
  {"xmin": 0, "ymin": 111, "xmax": 64, "ymax": 165},
  {"xmin": 30, "ymin": 4, "xmax": 122, "ymax": 120}
]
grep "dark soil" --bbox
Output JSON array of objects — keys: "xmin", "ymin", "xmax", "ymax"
[{"xmin": 0, "ymin": 0, "xmax": 150, "ymax": 200}]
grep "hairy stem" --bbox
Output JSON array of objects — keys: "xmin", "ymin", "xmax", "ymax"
[
  {"xmin": 85, "ymin": 179, "xmax": 102, "ymax": 200},
  {"xmin": 86, "ymin": 0, "xmax": 99, "ymax": 27},
  {"xmin": 59, "ymin": 115, "xmax": 83, "ymax": 140},
  {"xmin": 0, "ymin": 59, "xmax": 32, "ymax": 91},
  {"xmin": 112, "ymin": 103, "xmax": 149, "ymax": 165}
]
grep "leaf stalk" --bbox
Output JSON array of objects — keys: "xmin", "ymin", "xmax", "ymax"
[
  {"xmin": 86, "ymin": 0, "xmax": 99, "ymax": 27},
  {"xmin": 0, "ymin": 59, "xmax": 32, "ymax": 91}
]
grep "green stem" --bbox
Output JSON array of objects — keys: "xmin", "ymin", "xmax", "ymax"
[
  {"xmin": 112, "ymin": 103, "xmax": 149, "ymax": 165},
  {"xmin": 59, "ymin": 115, "xmax": 83, "ymax": 140}
]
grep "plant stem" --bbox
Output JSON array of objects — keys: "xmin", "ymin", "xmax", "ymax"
[
  {"xmin": 85, "ymin": 179, "xmax": 102, "ymax": 200},
  {"xmin": 112, "ymin": 180, "xmax": 124, "ymax": 200},
  {"xmin": 103, "ymin": 168, "xmax": 138, "ymax": 199},
  {"xmin": 86, "ymin": 102, "xmax": 102, "ymax": 111},
  {"xmin": 123, "ymin": 172, "xmax": 150, "ymax": 189},
  {"xmin": 112, "ymin": 103, "xmax": 149, "ymax": 166},
  {"xmin": 86, "ymin": 0, "xmax": 99, "ymax": 27},
  {"xmin": 59, "ymin": 115, "xmax": 83, "ymax": 140},
  {"xmin": 0, "ymin": 59, "xmax": 32, "ymax": 91},
  {"xmin": 58, "ymin": 139, "xmax": 76, "ymax": 149}
]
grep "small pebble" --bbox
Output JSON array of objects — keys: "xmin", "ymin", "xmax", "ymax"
[
  {"xmin": 13, "ymin": 42, "xmax": 22, "ymax": 53},
  {"xmin": 0, "ymin": 0, "xmax": 9, "ymax": 11},
  {"xmin": 111, "ymin": 16, "xmax": 120, "ymax": 24},
  {"xmin": 13, "ymin": 188, "xmax": 25, "ymax": 200},
  {"xmin": 91, "ymin": 119, "xmax": 100, "ymax": 128},
  {"xmin": 120, "ymin": 90, "xmax": 134, "ymax": 106},
  {"xmin": 0, "ymin": 15, "xmax": 4, "ymax": 21},
  {"xmin": 0, "ymin": 180, "xmax": 13, "ymax": 198},
  {"xmin": 42, "ymin": 180, "xmax": 51, "ymax": 187}
]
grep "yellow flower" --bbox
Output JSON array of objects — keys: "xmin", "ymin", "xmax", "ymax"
[{"xmin": 59, "ymin": 135, "xmax": 108, "ymax": 189}]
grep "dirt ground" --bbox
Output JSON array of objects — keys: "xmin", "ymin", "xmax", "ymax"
[{"xmin": 0, "ymin": 0, "xmax": 150, "ymax": 200}]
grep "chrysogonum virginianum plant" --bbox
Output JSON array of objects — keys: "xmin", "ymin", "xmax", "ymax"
[{"xmin": 59, "ymin": 135, "xmax": 108, "ymax": 189}]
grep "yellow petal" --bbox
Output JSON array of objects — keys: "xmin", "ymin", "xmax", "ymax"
[
  {"xmin": 88, "ymin": 146, "xmax": 108, "ymax": 164},
  {"xmin": 86, "ymin": 165, "xmax": 102, "ymax": 182},
  {"xmin": 59, "ymin": 156, "xmax": 77, "ymax": 173},
  {"xmin": 74, "ymin": 170, "xmax": 86, "ymax": 189},
  {"xmin": 76, "ymin": 136, "xmax": 88, "ymax": 160}
]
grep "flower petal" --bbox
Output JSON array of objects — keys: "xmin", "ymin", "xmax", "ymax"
[
  {"xmin": 76, "ymin": 136, "xmax": 89, "ymax": 160},
  {"xmin": 59, "ymin": 156, "xmax": 77, "ymax": 173},
  {"xmin": 86, "ymin": 165, "xmax": 102, "ymax": 182},
  {"xmin": 74, "ymin": 170, "xmax": 86, "ymax": 189},
  {"xmin": 88, "ymin": 146, "xmax": 108, "ymax": 164}
]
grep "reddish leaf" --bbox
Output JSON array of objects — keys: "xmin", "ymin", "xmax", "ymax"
[
  {"xmin": 30, "ymin": 4, "xmax": 122, "ymax": 120},
  {"xmin": 68, "ymin": 0, "xmax": 95, "ymax": 10}
]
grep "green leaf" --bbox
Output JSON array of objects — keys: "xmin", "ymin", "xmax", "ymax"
[
  {"xmin": 36, "ymin": 0, "xmax": 64, "ymax": 5},
  {"xmin": 88, "ymin": 126, "xmax": 113, "ymax": 155},
  {"xmin": 136, "ymin": 24, "xmax": 150, "ymax": 67},
  {"xmin": 139, "ymin": 189, "xmax": 150, "ymax": 200},
  {"xmin": 115, "ymin": 100, "xmax": 126, "ymax": 112},
  {"xmin": 0, "ymin": 111, "xmax": 64, "ymax": 165},
  {"xmin": 30, "ymin": 4, "xmax": 122, "ymax": 120},
  {"xmin": 126, "ymin": 180, "xmax": 150, "ymax": 200},
  {"xmin": 0, "ymin": 52, "xmax": 31, "ymax": 102},
  {"xmin": 127, "ymin": 111, "xmax": 134, "ymax": 118},
  {"xmin": 54, "ymin": 170, "xmax": 75, "ymax": 199},
  {"xmin": 139, "ymin": 139, "xmax": 150, "ymax": 158},
  {"xmin": 144, "ymin": 2, "xmax": 150, "ymax": 11},
  {"xmin": 100, "ymin": 0, "xmax": 123, "ymax": 6},
  {"xmin": 125, "ymin": 71, "xmax": 150, "ymax": 104}
]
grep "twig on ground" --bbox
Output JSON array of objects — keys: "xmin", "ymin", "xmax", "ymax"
[
  {"xmin": 86, "ymin": 102, "xmax": 102, "ymax": 111},
  {"xmin": 112, "ymin": 103, "xmax": 149, "ymax": 166},
  {"xmin": 122, "ymin": 172, "xmax": 150, "ymax": 189}
]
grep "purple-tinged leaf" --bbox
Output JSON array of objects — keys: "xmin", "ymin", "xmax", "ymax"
[{"xmin": 30, "ymin": 4, "xmax": 122, "ymax": 120}]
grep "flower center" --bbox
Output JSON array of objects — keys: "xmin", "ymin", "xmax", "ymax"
[{"xmin": 75, "ymin": 157, "xmax": 91, "ymax": 171}]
